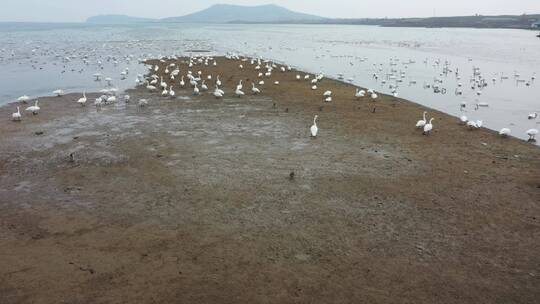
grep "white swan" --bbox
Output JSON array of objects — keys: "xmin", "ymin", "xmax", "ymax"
[
  {"xmin": 416, "ymin": 112, "xmax": 427, "ymax": 128},
  {"xmin": 180, "ymin": 76, "xmax": 185, "ymax": 87},
  {"xmin": 77, "ymin": 91, "xmax": 87, "ymax": 106},
  {"xmin": 12, "ymin": 106, "xmax": 21, "ymax": 121},
  {"xmin": 216, "ymin": 76, "xmax": 222, "ymax": 87},
  {"xmin": 193, "ymin": 85, "xmax": 200, "ymax": 95},
  {"xmin": 25, "ymin": 100, "xmax": 40, "ymax": 115},
  {"xmin": 53, "ymin": 89, "xmax": 64, "ymax": 97},
  {"xmin": 138, "ymin": 99, "xmax": 148, "ymax": 107},
  {"xmin": 161, "ymin": 87, "xmax": 168, "ymax": 96},
  {"xmin": 237, "ymin": 80, "xmax": 243, "ymax": 90},
  {"xmin": 323, "ymin": 90, "xmax": 332, "ymax": 97},
  {"xmin": 499, "ymin": 128, "xmax": 511, "ymax": 137},
  {"xmin": 251, "ymin": 83, "xmax": 260, "ymax": 95},
  {"xmin": 169, "ymin": 86, "xmax": 175, "ymax": 98},
  {"xmin": 17, "ymin": 95, "xmax": 30, "ymax": 103},
  {"xmin": 201, "ymin": 80, "xmax": 208, "ymax": 91},
  {"xmin": 213, "ymin": 86, "xmax": 223, "ymax": 99},
  {"xmin": 460, "ymin": 115, "xmax": 468, "ymax": 124},
  {"xmin": 310, "ymin": 115, "xmax": 319, "ymax": 137},
  {"xmin": 423, "ymin": 118, "xmax": 434, "ymax": 135},
  {"xmin": 528, "ymin": 112, "xmax": 538, "ymax": 120},
  {"xmin": 235, "ymin": 87, "xmax": 245, "ymax": 97},
  {"xmin": 526, "ymin": 129, "xmax": 538, "ymax": 141},
  {"xmin": 355, "ymin": 89, "xmax": 365, "ymax": 99}
]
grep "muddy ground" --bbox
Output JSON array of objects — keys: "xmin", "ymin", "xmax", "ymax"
[{"xmin": 0, "ymin": 57, "xmax": 539, "ymax": 304}]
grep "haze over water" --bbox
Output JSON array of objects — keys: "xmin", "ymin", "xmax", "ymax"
[{"xmin": 0, "ymin": 22, "xmax": 538, "ymax": 142}]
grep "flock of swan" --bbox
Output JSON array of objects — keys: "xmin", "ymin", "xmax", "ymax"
[{"xmin": 7, "ymin": 52, "xmax": 540, "ymax": 142}]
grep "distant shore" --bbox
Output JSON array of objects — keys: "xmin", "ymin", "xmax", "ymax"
[{"xmin": 1, "ymin": 56, "xmax": 539, "ymax": 303}]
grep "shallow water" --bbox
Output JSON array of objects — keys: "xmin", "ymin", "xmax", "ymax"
[{"xmin": 0, "ymin": 22, "xmax": 539, "ymax": 142}]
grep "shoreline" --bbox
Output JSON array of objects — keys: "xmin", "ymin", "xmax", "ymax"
[{"xmin": 1, "ymin": 56, "xmax": 539, "ymax": 303}]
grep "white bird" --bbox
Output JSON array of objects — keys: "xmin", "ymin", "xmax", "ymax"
[
  {"xmin": 213, "ymin": 86, "xmax": 223, "ymax": 99},
  {"xmin": 460, "ymin": 115, "xmax": 468, "ymax": 124},
  {"xmin": 526, "ymin": 129, "xmax": 538, "ymax": 141},
  {"xmin": 274, "ymin": 81, "xmax": 280, "ymax": 85},
  {"xmin": 235, "ymin": 87, "xmax": 245, "ymax": 97},
  {"xmin": 201, "ymin": 80, "xmax": 208, "ymax": 91},
  {"xmin": 161, "ymin": 87, "xmax": 168, "ymax": 96},
  {"xmin": 310, "ymin": 115, "xmax": 319, "ymax": 137},
  {"xmin": 416, "ymin": 111, "xmax": 427, "ymax": 128},
  {"xmin": 528, "ymin": 112, "xmax": 538, "ymax": 120},
  {"xmin": 94, "ymin": 97, "xmax": 103, "ymax": 107},
  {"xmin": 323, "ymin": 90, "xmax": 332, "ymax": 97},
  {"xmin": 25, "ymin": 100, "xmax": 40, "ymax": 115},
  {"xmin": 325, "ymin": 97, "xmax": 332, "ymax": 102},
  {"xmin": 106, "ymin": 95, "xmax": 116, "ymax": 103},
  {"xmin": 138, "ymin": 99, "xmax": 148, "ymax": 107},
  {"xmin": 11, "ymin": 106, "xmax": 21, "ymax": 121},
  {"xmin": 499, "ymin": 128, "xmax": 511, "ymax": 137},
  {"xmin": 17, "ymin": 95, "xmax": 30, "ymax": 103},
  {"xmin": 169, "ymin": 86, "xmax": 175, "ymax": 98},
  {"xmin": 180, "ymin": 76, "xmax": 185, "ymax": 87},
  {"xmin": 193, "ymin": 85, "xmax": 200, "ymax": 95},
  {"xmin": 371, "ymin": 93, "xmax": 378, "ymax": 100},
  {"xmin": 216, "ymin": 76, "xmax": 222, "ymax": 87},
  {"xmin": 124, "ymin": 95, "xmax": 130, "ymax": 103},
  {"xmin": 77, "ymin": 91, "xmax": 87, "ymax": 106},
  {"xmin": 53, "ymin": 89, "xmax": 64, "ymax": 96},
  {"xmin": 355, "ymin": 89, "xmax": 365, "ymax": 98},
  {"xmin": 423, "ymin": 118, "xmax": 434, "ymax": 135},
  {"xmin": 251, "ymin": 83, "xmax": 260, "ymax": 95},
  {"xmin": 237, "ymin": 80, "xmax": 243, "ymax": 90}
]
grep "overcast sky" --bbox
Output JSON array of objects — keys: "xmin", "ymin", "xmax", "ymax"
[{"xmin": 1, "ymin": 0, "xmax": 539, "ymax": 22}]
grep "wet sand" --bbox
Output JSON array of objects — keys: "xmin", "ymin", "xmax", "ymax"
[{"xmin": 0, "ymin": 56, "xmax": 539, "ymax": 304}]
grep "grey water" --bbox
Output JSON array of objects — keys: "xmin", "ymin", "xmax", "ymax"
[{"xmin": 0, "ymin": 22, "xmax": 539, "ymax": 142}]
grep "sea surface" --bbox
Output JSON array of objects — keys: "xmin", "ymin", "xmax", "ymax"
[{"xmin": 0, "ymin": 22, "xmax": 539, "ymax": 142}]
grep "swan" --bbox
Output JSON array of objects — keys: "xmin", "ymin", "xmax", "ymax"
[
  {"xmin": 25, "ymin": 100, "xmax": 40, "ymax": 115},
  {"xmin": 213, "ymin": 86, "xmax": 223, "ymax": 99},
  {"xmin": 12, "ymin": 106, "xmax": 21, "ymax": 121},
  {"xmin": 251, "ymin": 83, "xmax": 260, "ymax": 95},
  {"xmin": 106, "ymin": 96, "xmax": 116, "ymax": 103},
  {"xmin": 237, "ymin": 80, "xmax": 243, "ymax": 90},
  {"xmin": 355, "ymin": 89, "xmax": 365, "ymax": 99},
  {"xmin": 146, "ymin": 81, "xmax": 156, "ymax": 91},
  {"xmin": 310, "ymin": 115, "xmax": 318, "ymax": 137},
  {"xmin": 460, "ymin": 115, "xmax": 468, "ymax": 124},
  {"xmin": 193, "ymin": 85, "xmax": 200, "ymax": 95},
  {"xmin": 94, "ymin": 97, "xmax": 103, "ymax": 107},
  {"xmin": 311, "ymin": 85, "xmax": 317, "ymax": 90},
  {"xmin": 169, "ymin": 86, "xmax": 175, "ymax": 98},
  {"xmin": 216, "ymin": 76, "xmax": 222, "ymax": 87},
  {"xmin": 160, "ymin": 77, "xmax": 167, "ymax": 89},
  {"xmin": 323, "ymin": 90, "xmax": 332, "ymax": 97},
  {"xmin": 17, "ymin": 95, "xmax": 30, "ymax": 103},
  {"xmin": 201, "ymin": 80, "xmax": 208, "ymax": 91},
  {"xmin": 499, "ymin": 128, "xmax": 511, "ymax": 137},
  {"xmin": 53, "ymin": 89, "xmax": 64, "ymax": 96},
  {"xmin": 124, "ymin": 95, "xmax": 130, "ymax": 103},
  {"xmin": 416, "ymin": 112, "xmax": 427, "ymax": 128},
  {"xmin": 180, "ymin": 76, "xmax": 185, "ymax": 87},
  {"xmin": 138, "ymin": 99, "xmax": 148, "ymax": 107},
  {"xmin": 161, "ymin": 87, "xmax": 168, "ymax": 96},
  {"xmin": 235, "ymin": 87, "xmax": 245, "ymax": 97},
  {"xmin": 526, "ymin": 129, "xmax": 538, "ymax": 141},
  {"xmin": 371, "ymin": 92, "xmax": 378, "ymax": 100},
  {"xmin": 325, "ymin": 97, "xmax": 332, "ymax": 102},
  {"xmin": 528, "ymin": 112, "xmax": 538, "ymax": 120},
  {"xmin": 296, "ymin": 75, "xmax": 301, "ymax": 80},
  {"xmin": 423, "ymin": 118, "xmax": 434, "ymax": 135},
  {"xmin": 77, "ymin": 91, "xmax": 87, "ymax": 106}
]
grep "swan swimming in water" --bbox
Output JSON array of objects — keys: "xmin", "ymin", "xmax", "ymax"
[
  {"xmin": 53, "ymin": 89, "xmax": 64, "ymax": 97},
  {"xmin": 528, "ymin": 112, "xmax": 538, "ymax": 120},
  {"xmin": 310, "ymin": 115, "xmax": 319, "ymax": 137},
  {"xmin": 423, "ymin": 118, "xmax": 434, "ymax": 135},
  {"xmin": 12, "ymin": 106, "xmax": 21, "ymax": 121},
  {"xmin": 416, "ymin": 111, "xmax": 427, "ymax": 128},
  {"xmin": 25, "ymin": 100, "xmax": 40, "ymax": 115},
  {"xmin": 17, "ymin": 95, "xmax": 30, "ymax": 103}
]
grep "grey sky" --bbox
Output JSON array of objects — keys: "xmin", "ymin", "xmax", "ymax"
[{"xmin": 2, "ymin": 0, "xmax": 540, "ymax": 22}]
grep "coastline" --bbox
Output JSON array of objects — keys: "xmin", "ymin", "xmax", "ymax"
[{"xmin": 1, "ymin": 56, "xmax": 539, "ymax": 303}]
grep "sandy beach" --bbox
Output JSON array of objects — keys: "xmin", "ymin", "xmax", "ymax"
[{"xmin": 1, "ymin": 56, "xmax": 539, "ymax": 303}]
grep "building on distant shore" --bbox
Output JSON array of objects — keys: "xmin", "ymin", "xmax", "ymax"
[{"xmin": 532, "ymin": 21, "xmax": 540, "ymax": 28}]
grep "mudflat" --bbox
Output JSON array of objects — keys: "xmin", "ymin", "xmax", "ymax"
[{"xmin": 0, "ymin": 57, "xmax": 539, "ymax": 304}]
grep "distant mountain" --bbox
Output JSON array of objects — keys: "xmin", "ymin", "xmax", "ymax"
[
  {"xmin": 163, "ymin": 4, "xmax": 326, "ymax": 23},
  {"xmin": 86, "ymin": 15, "xmax": 156, "ymax": 24}
]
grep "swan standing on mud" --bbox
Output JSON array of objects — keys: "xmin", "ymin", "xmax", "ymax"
[
  {"xmin": 416, "ymin": 111, "xmax": 427, "ymax": 128},
  {"xmin": 310, "ymin": 115, "xmax": 319, "ymax": 138},
  {"xmin": 25, "ymin": 100, "xmax": 40, "ymax": 115},
  {"xmin": 77, "ymin": 92, "xmax": 87, "ymax": 106},
  {"xmin": 423, "ymin": 118, "xmax": 434, "ymax": 135},
  {"xmin": 499, "ymin": 128, "xmax": 511, "ymax": 137},
  {"xmin": 12, "ymin": 107, "xmax": 21, "ymax": 121},
  {"xmin": 526, "ymin": 129, "xmax": 538, "ymax": 141},
  {"xmin": 251, "ymin": 83, "xmax": 260, "ymax": 95}
]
